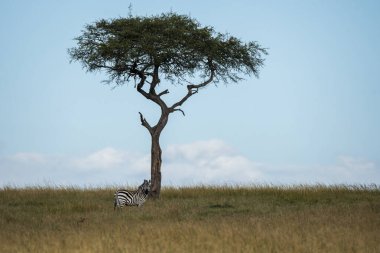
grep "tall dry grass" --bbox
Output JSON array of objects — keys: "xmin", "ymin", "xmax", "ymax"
[{"xmin": 0, "ymin": 185, "xmax": 379, "ymax": 252}]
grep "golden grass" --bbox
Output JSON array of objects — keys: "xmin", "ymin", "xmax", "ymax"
[{"xmin": 0, "ymin": 185, "xmax": 379, "ymax": 252}]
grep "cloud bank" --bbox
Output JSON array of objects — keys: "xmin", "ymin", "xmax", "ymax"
[{"xmin": 0, "ymin": 139, "xmax": 378, "ymax": 187}]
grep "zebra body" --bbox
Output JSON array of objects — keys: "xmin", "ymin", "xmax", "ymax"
[{"xmin": 114, "ymin": 179, "xmax": 151, "ymax": 210}]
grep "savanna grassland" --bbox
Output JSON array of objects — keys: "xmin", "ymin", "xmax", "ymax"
[{"xmin": 0, "ymin": 185, "xmax": 379, "ymax": 253}]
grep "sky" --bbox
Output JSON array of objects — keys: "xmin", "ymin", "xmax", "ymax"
[{"xmin": 0, "ymin": 0, "xmax": 379, "ymax": 187}]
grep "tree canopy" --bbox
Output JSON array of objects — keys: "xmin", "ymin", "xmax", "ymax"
[{"xmin": 68, "ymin": 13, "xmax": 267, "ymax": 87}]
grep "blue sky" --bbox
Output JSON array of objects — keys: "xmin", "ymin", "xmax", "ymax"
[{"xmin": 0, "ymin": 0, "xmax": 379, "ymax": 186}]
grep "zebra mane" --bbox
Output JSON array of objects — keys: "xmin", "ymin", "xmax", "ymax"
[{"xmin": 138, "ymin": 179, "xmax": 151, "ymax": 194}]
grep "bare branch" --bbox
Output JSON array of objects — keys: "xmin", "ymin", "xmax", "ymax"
[
  {"xmin": 172, "ymin": 108, "xmax": 186, "ymax": 116},
  {"xmin": 158, "ymin": 89, "xmax": 169, "ymax": 97},
  {"xmin": 170, "ymin": 68, "xmax": 215, "ymax": 111},
  {"xmin": 136, "ymin": 75, "xmax": 149, "ymax": 99},
  {"xmin": 136, "ymin": 71, "xmax": 169, "ymax": 117},
  {"xmin": 139, "ymin": 112, "xmax": 153, "ymax": 134},
  {"xmin": 187, "ymin": 64, "xmax": 216, "ymax": 90},
  {"xmin": 149, "ymin": 65, "xmax": 160, "ymax": 93}
]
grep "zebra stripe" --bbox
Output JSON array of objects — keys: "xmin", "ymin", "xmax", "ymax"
[{"xmin": 114, "ymin": 179, "xmax": 151, "ymax": 210}]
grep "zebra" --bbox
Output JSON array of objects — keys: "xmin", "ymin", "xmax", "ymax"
[{"xmin": 114, "ymin": 179, "xmax": 151, "ymax": 210}]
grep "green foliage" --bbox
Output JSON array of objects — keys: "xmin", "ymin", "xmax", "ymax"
[{"xmin": 68, "ymin": 13, "xmax": 267, "ymax": 85}]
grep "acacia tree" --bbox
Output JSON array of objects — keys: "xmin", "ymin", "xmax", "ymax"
[{"xmin": 69, "ymin": 13, "xmax": 267, "ymax": 198}]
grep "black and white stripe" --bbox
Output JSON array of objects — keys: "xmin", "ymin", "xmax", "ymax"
[{"xmin": 114, "ymin": 179, "xmax": 151, "ymax": 210}]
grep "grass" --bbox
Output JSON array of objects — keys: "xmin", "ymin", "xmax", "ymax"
[{"xmin": 0, "ymin": 184, "xmax": 379, "ymax": 252}]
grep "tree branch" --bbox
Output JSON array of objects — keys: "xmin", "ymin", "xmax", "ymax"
[
  {"xmin": 158, "ymin": 89, "xmax": 169, "ymax": 97},
  {"xmin": 170, "ymin": 67, "xmax": 215, "ymax": 111},
  {"xmin": 149, "ymin": 65, "xmax": 160, "ymax": 93},
  {"xmin": 135, "ymin": 66, "xmax": 170, "ymax": 129},
  {"xmin": 136, "ymin": 75, "xmax": 149, "ymax": 99},
  {"xmin": 139, "ymin": 112, "xmax": 153, "ymax": 134},
  {"xmin": 173, "ymin": 108, "xmax": 185, "ymax": 116}
]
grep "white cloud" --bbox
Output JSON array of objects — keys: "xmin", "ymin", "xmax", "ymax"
[
  {"xmin": 0, "ymin": 139, "xmax": 379, "ymax": 187},
  {"xmin": 323, "ymin": 156, "xmax": 377, "ymax": 183},
  {"xmin": 10, "ymin": 152, "xmax": 47, "ymax": 164},
  {"xmin": 166, "ymin": 139, "xmax": 234, "ymax": 162},
  {"xmin": 259, "ymin": 156, "xmax": 379, "ymax": 185},
  {"xmin": 0, "ymin": 148, "xmax": 149, "ymax": 187},
  {"xmin": 337, "ymin": 155, "xmax": 375, "ymax": 172},
  {"xmin": 163, "ymin": 140, "xmax": 262, "ymax": 185},
  {"xmin": 72, "ymin": 147, "xmax": 127, "ymax": 170}
]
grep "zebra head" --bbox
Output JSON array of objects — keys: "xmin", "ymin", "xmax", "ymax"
[{"xmin": 139, "ymin": 179, "xmax": 151, "ymax": 195}]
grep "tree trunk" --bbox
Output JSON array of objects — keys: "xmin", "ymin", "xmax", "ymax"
[
  {"xmin": 148, "ymin": 108, "xmax": 169, "ymax": 199},
  {"xmin": 150, "ymin": 134, "xmax": 162, "ymax": 198}
]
